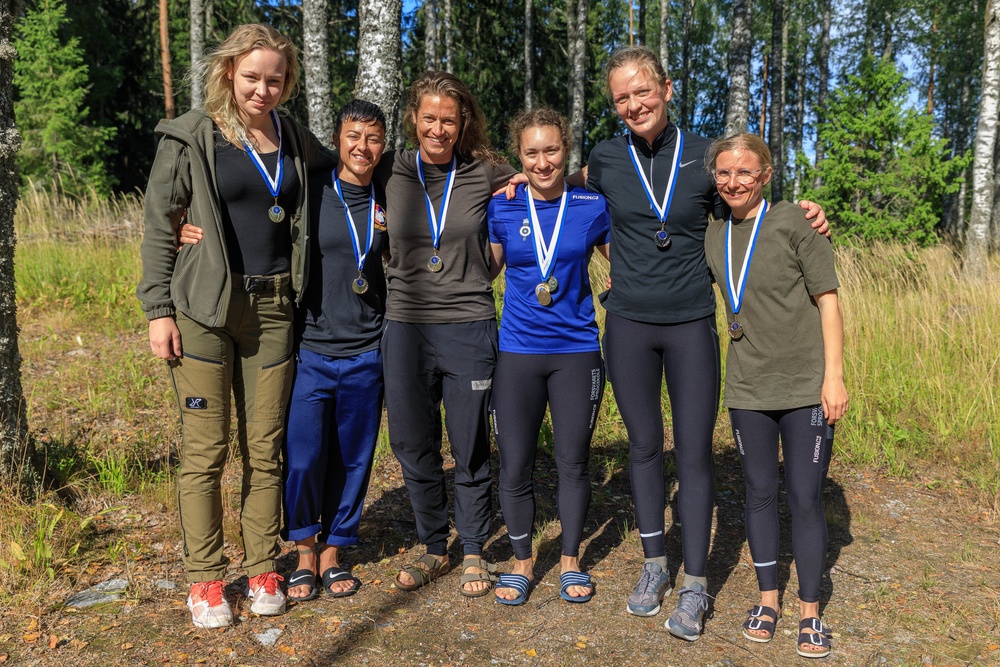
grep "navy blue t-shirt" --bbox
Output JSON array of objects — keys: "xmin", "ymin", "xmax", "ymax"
[
  {"xmin": 488, "ymin": 183, "xmax": 610, "ymax": 354},
  {"xmin": 298, "ymin": 171, "xmax": 388, "ymax": 357}
]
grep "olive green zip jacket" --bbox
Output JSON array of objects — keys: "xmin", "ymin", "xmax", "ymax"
[{"xmin": 137, "ymin": 109, "xmax": 332, "ymax": 326}]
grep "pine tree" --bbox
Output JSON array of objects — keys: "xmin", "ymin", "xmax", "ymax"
[
  {"xmin": 13, "ymin": 0, "xmax": 116, "ymax": 196},
  {"xmin": 803, "ymin": 55, "xmax": 969, "ymax": 246}
]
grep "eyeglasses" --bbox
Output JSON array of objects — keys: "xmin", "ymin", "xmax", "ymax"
[{"xmin": 714, "ymin": 168, "xmax": 763, "ymax": 185}]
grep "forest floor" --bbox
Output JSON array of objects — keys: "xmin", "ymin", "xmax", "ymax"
[{"xmin": 3, "ymin": 329, "xmax": 999, "ymax": 667}]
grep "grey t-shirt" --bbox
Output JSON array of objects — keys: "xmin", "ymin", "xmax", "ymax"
[
  {"xmin": 376, "ymin": 150, "xmax": 516, "ymax": 324},
  {"xmin": 704, "ymin": 200, "xmax": 840, "ymax": 410}
]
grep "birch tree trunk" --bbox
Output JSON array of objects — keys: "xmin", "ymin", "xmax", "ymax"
[
  {"xmin": 812, "ymin": 0, "xmax": 831, "ymax": 189},
  {"xmin": 680, "ymin": 0, "xmax": 694, "ymax": 127},
  {"xmin": 768, "ymin": 0, "xmax": 784, "ymax": 200},
  {"xmin": 159, "ymin": 0, "xmax": 175, "ymax": 119},
  {"xmin": 424, "ymin": 0, "xmax": 437, "ymax": 71},
  {"xmin": 1, "ymin": 0, "xmax": 38, "ymax": 499},
  {"xmin": 356, "ymin": 0, "xmax": 403, "ymax": 147},
  {"xmin": 725, "ymin": 0, "xmax": 752, "ymax": 136},
  {"xmin": 190, "ymin": 0, "xmax": 205, "ymax": 109},
  {"xmin": 568, "ymin": 0, "xmax": 588, "ymax": 172},
  {"xmin": 524, "ymin": 0, "xmax": 534, "ymax": 109},
  {"xmin": 966, "ymin": 0, "xmax": 1000, "ymax": 278},
  {"xmin": 442, "ymin": 0, "xmax": 453, "ymax": 73},
  {"xmin": 303, "ymin": 0, "xmax": 334, "ymax": 146},
  {"xmin": 659, "ymin": 0, "xmax": 669, "ymax": 77},
  {"xmin": 792, "ymin": 11, "xmax": 806, "ymax": 201}
]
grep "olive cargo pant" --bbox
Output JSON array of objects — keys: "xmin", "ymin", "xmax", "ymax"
[{"xmin": 169, "ymin": 274, "xmax": 294, "ymax": 582}]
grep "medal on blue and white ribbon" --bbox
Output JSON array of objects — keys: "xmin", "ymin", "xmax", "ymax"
[
  {"xmin": 333, "ymin": 171, "xmax": 376, "ymax": 295},
  {"xmin": 525, "ymin": 183, "xmax": 568, "ymax": 306},
  {"xmin": 416, "ymin": 151, "xmax": 457, "ymax": 272},
  {"xmin": 626, "ymin": 127, "xmax": 683, "ymax": 249},
  {"xmin": 242, "ymin": 110, "xmax": 285, "ymax": 223},
  {"xmin": 725, "ymin": 199, "xmax": 769, "ymax": 340}
]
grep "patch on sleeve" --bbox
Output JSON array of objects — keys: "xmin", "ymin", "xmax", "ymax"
[
  {"xmin": 374, "ymin": 203, "xmax": 387, "ymax": 231},
  {"xmin": 471, "ymin": 379, "xmax": 492, "ymax": 391}
]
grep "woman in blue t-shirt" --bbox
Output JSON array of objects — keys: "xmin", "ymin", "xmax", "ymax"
[{"xmin": 487, "ymin": 108, "xmax": 610, "ymax": 606}]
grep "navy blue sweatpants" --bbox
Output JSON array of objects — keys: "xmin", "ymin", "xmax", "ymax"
[{"xmin": 283, "ymin": 347, "xmax": 384, "ymax": 546}]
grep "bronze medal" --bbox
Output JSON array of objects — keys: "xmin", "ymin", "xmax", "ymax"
[
  {"xmin": 728, "ymin": 320, "xmax": 743, "ymax": 340},
  {"xmin": 535, "ymin": 283, "xmax": 552, "ymax": 306}
]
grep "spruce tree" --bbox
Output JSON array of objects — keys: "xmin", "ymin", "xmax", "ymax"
[
  {"xmin": 13, "ymin": 0, "xmax": 116, "ymax": 197},
  {"xmin": 803, "ymin": 55, "xmax": 969, "ymax": 246}
]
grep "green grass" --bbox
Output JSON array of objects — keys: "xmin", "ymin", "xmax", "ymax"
[{"xmin": 6, "ymin": 191, "xmax": 1000, "ymax": 603}]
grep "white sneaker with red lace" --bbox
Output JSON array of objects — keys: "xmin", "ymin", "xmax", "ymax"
[
  {"xmin": 187, "ymin": 580, "xmax": 233, "ymax": 629},
  {"xmin": 247, "ymin": 572, "xmax": 286, "ymax": 616}
]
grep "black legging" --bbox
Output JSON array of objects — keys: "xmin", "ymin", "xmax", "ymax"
[
  {"xmin": 492, "ymin": 351, "xmax": 605, "ymax": 560},
  {"xmin": 604, "ymin": 313, "xmax": 720, "ymax": 577},
  {"xmin": 729, "ymin": 406, "xmax": 831, "ymax": 603}
]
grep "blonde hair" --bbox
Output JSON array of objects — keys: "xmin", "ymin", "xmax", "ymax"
[
  {"xmin": 202, "ymin": 24, "xmax": 300, "ymax": 147},
  {"xmin": 507, "ymin": 107, "xmax": 570, "ymax": 157},
  {"xmin": 704, "ymin": 133, "xmax": 773, "ymax": 174},
  {"xmin": 403, "ymin": 71, "xmax": 503, "ymax": 167},
  {"xmin": 605, "ymin": 46, "xmax": 669, "ymax": 98}
]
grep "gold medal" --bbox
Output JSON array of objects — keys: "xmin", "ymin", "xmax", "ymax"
[
  {"xmin": 269, "ymin": 203, "xmax": 285, "ymax": 223},
  {"xmin": 427, "ymin": 255, "xmax": 444, "ymax": 273},
  {"xmin": 352, "ymin": 273, "xmax": 369, "ymax": 295}
]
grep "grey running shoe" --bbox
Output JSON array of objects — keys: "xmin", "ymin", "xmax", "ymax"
[
  {"xmin": 626, "ymin": 562, "xmax": 672, "ymax": 616},
  {"xmin": 665, "ymin": 582, "xmax": 710, "ymax": 641}
]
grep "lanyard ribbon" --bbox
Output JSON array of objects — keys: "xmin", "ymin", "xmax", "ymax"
[
  {"xmin": 333, "ymin": 172, "xmax": 376, "ymax": 273},
  {"xmin": 525, "ymin": 184, "xmax": 568, "ymax": 282},
  {"xmin": 415, "ymin": 152, "xmax": 457, "ymax": 251},
  {"xmin": 241, "ymin": 110, "xmax": 283, "ymax": 198},
  {"xmin": 725, "ymin": 200, "xmax": 769, "ymax": 315},
  {"xmin": 626, "ymin": 126, "xmax": 683, "ymax": 225}
]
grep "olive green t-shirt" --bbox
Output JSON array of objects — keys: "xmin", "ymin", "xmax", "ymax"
[{"xmin": 704, "ymin": 200, "xmax": 840, "ymax": 410}]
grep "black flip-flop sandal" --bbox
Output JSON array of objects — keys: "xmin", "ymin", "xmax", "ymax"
[
  {"xmin": 286, "ymin": 568, "xmax": 319, "ymax": 602},
  {"xmin": 322, "ymin": 566, "xmax": 361, "ymax": 598}
]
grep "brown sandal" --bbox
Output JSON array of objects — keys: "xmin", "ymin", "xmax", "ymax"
[
  {"xmin": 459, "ymin": 556, "xmax": 498, "ymax": 598},
  {"xmin": 395, "ymin": 554, "xmax": 449, "ymax": 591}
]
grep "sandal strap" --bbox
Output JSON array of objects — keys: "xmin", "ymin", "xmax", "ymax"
[
  {"xmin": 797, "ymin": 617, "xmax": 831, "ymax": 649},
  {"xmin": 399, "ymin": 554, "xmax": 447, "ymax": 586},
  {"xmin": 460, "ymin": 557, "xmax": 498, "ymax": 582},
  {"xmin": 559, "ymin": 571, "xmax": 593, "ymax": 591},
  {"xmin": 495, "ymin": 573, "xmax": 530, "ymax": 597}
]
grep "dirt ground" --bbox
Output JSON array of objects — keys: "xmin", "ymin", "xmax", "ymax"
[{"xmin": 2, "ymin": 436, "xmax": 998, "ymax": 667}]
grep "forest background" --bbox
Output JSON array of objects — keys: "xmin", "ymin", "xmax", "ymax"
[{"xmin": 0, "ymin": 0, "xmax": 998, "ymax": 664}]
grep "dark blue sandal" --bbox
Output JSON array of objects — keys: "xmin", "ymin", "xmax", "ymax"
[
  {"xmin": 559, "ymin": 571, "xmax": 594, "ymax": 603},
  {"xmin": 322, "ymin": 566, "xmax": 361, "ymax": 598},
  {"xmin": 796, "ymin": 617, "xmax": 831, "ymax": 658},
  {"xmin": 741, "ymin": 605, "xmax": 778, "ymax": 643},
  {"xmin": 286, "ymin": 568, "xmax": 319, "ymax": 602},
  {"xmin": 494, "ymin": 573, "xmax": 531, "ymax": 606}
]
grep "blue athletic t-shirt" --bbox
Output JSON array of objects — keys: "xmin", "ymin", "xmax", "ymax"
[{"xmin": 488, "ymin": 183, "xmax": 610, "ymax": 354}]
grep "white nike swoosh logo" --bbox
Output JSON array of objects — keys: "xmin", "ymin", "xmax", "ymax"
[
  {"xmin": 289, "ymin": 574, "xmax": 313, "ymax": 584},
  {"xmin": 680, "ymin": 160, "xmax": 698, "ymax": 168}
]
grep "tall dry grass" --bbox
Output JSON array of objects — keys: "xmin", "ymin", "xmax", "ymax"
[{"xmin": 4, "ymin": 190, "xmax": 999, "ymax": 603}]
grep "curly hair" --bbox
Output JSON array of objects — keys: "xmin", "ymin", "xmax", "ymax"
[
  {"xmin": 507, "ymin": 107, "xmax": 570, "ymax": 158},
  {"xmin": 403, "ymin": 71, "xmax": 503, "ymax": 167},
  {"xmin": 201, "ymin": 23, "xmax": 300, "ymax": 147}
]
